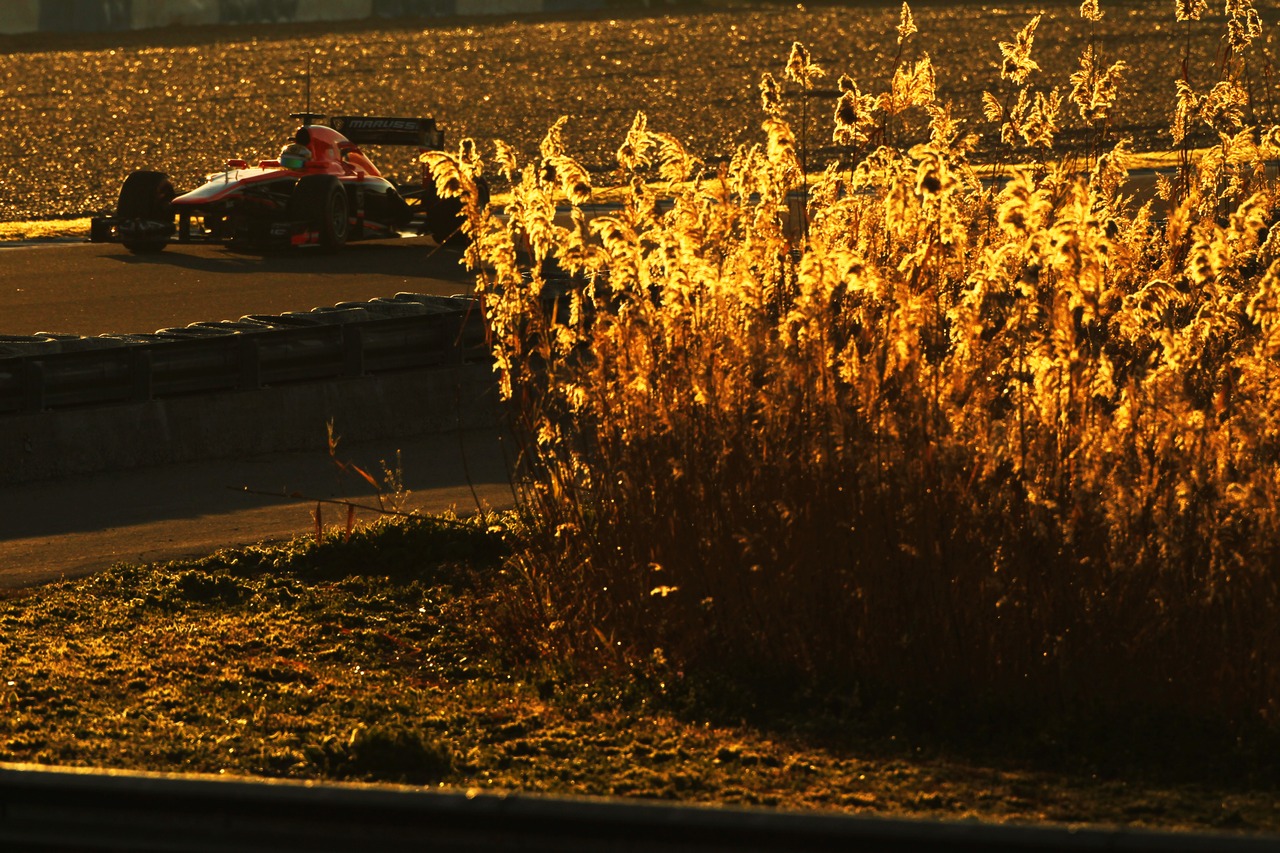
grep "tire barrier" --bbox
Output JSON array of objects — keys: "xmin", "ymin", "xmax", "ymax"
[{"xmin": 0, "ymin": 293, "xmax": 486, "ymax": 415}]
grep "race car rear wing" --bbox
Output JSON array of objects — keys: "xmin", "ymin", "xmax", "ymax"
[{"xmin": 325, "ymin": 116, "xmax": 445, "ymax": 150}]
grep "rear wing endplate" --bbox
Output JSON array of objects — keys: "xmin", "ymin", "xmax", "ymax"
[{"xmin": 326, "ymin": 116, "xmax": 445, "ymax": 149}]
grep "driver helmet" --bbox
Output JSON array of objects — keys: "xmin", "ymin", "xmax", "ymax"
[{"xmin": 279, "ymin": 143, "xmax": 311, "ymax": 170}]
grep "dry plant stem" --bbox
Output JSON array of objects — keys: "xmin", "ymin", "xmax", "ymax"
[{"xmin": 235, "ymin": 486, "xmax": 434, "ymax": 521}]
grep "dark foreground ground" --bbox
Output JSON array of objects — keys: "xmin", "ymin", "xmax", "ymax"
[
  {"xmin": 3, "ymin": 0, "xmax": 1274, "ymax": 222},
  {"xmin": 1, "ymin": 517, "xmax": 1278, "ymax": 836}
]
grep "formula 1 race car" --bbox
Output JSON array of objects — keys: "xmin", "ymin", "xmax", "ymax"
[{"xmin": 90, "ymin": 113, "xmax": 486, "ymax": 253}]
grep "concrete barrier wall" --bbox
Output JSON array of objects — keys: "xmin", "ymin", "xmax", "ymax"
[
  {"xmin": 0, "ymin": 0, "xmax": 624, "ymax": 34},
  {"xmin": 297, "ymin": 0, "xmax": 372, "ymax": 22},
  {"xmin": 1, "ymin": 2, "xmax": 40, "ymax": 35},
  {"xmin": 0, "ymin": 361, "xmax": 500, "ymax": 484},
  {"xmin": 132, "ymin": 0, "xmax": 220, "ymax": 28}
]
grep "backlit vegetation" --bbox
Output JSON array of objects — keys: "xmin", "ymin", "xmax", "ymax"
[{"xmin": 435, "ymin": 0, "xmax": 1280, "ymax": 738}]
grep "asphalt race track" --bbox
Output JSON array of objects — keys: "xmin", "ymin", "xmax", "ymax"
[{"xmin": 0, "ymin": 235, "xmax": 476, "ymax": 337}]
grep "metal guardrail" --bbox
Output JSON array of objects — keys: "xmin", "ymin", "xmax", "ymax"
[
  {"xmin": 0, "ymin": 293, "xmax": 489, "ymax": 415},
  {"xmin": 1, "ymin": 762, "xmax": 1277, "ymax": 853}
]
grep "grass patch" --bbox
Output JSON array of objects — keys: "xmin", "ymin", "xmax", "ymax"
[
  {"xmin": 0, "ymin": 515, "xmax": 506, "ymax": 785},
  {"xmin": 0, "ymin": 218, "xmax": 91, "ymax": 242}
]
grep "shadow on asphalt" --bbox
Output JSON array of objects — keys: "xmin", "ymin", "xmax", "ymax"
[
  {"xmin": 103, "ymin": 236, "xmax": 472, "ymax": 281},
  {"xmin": 1, "ymin": 430, "xmax": 514, "ymax": 541}
]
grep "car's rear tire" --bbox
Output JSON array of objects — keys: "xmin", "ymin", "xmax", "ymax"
[
  {"xmin": 117, "ymin": 171, "xmax": 175, "ymax": 254},
  {"xmin": 288, "ymin": 175, "xmax": 348, "ymax": 249}
]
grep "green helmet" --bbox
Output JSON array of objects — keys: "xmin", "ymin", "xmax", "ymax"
[{"xmin": 279, "ymin": 143, "xmax": 311, "ymax": 170}]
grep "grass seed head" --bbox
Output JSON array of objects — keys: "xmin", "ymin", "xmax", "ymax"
[
  {"xmin": 784, "ymin": 41, "xmax": 824, "ymax": 91},
  {"xmin": 1176, "ymin": 0, "xmax": 1208, "ymax": 21},
  {"xmin": 897, "ymin": 2, "xmax": 918, "ymax": 44},
  {"xmin": 999, "ymin": 15, "xmax": 1042, "ymax": 85},
  {"xmin": 759, "ymin": 72, "xmax": 783, "ymax": 116}
]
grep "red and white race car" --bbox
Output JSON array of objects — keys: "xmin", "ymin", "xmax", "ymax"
[{"xmin": 91, "ymin": 113, "xmax": 485, "ymax": 253}]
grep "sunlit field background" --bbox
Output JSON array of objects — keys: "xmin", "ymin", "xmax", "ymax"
[{"xmin": 0, "ymin": 0, "xmax": 1272, "ymax": 221}]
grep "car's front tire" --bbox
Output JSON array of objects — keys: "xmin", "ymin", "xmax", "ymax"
[
  {"xmin": 117, "ymin": 171, "xmax": 176, "ymax": 254},
  {"xmin": 289, "ymin": 175, "xmax": 349, "ymax": 250}
]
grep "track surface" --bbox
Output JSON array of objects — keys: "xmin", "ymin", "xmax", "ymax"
[{"xmin": 0, "ymin": 236, "xmax": 474, "ymax": 337}]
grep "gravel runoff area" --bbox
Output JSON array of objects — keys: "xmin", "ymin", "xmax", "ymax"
[{"xmin": 2, "ymin": 0, "xmax": 1273, "ymax": 223}]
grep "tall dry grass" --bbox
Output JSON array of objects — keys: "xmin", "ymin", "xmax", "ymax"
[{"xmin": 432, "ymin": 1, "xmax": 1280, "ymax": 735}]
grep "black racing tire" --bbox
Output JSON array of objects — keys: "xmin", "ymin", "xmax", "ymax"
[
  {"xmin": 426, "ymin": 176, "xmax": 490, "ymax": 246},
  {"xmin": 288, "ymin": 174, "xmax": 349, "ymax": 249},
  {"xmin": 117, "ymin": 170, "xmax": 175, "ymax": 254}
]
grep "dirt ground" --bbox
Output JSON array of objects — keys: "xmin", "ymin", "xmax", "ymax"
[{"xmin": 2, "ymin": 0, "xmax": 1273, "ymax": 222}]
